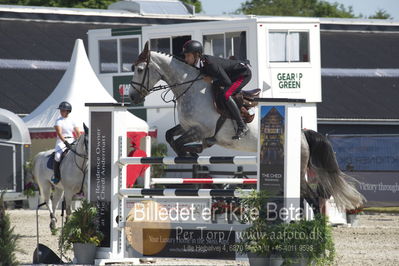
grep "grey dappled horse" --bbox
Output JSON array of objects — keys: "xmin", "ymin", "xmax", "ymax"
[
  {"xmin": 31, "ymin": 125, "xmax": 88, "ymax": 230},
  {"xmin": 129, "ymin": 43, "xmax": 364, "ymax": 212}
]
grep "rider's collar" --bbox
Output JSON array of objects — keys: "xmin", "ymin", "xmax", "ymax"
[{"xmin": 195, "ymin": 58, "xmax": 202, "ymax": 68}]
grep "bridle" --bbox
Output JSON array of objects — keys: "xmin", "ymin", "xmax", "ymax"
[
  {"xmin": 69, "ymin": 134, "xmax": 88, "ymax": 194},
  {"xmin": 130, "ymin": 51, "xmax": 152, "ymax": 98},
  {"xmin": 130, "ymin": 51, "xmax": 202, "ymax": 102}
]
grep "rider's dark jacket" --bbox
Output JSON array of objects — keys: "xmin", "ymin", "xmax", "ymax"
[{"xmin": 197, "ymin": 55, "xmax": 251, "ymax": 99}]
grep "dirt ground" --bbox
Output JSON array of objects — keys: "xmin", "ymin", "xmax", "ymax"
[{"xmin": 7, "ymin": 209, "xmax": 399, "ymax": 265}]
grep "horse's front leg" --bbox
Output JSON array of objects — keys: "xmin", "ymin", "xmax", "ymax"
[
  {"xmin": 49, "ymin": 187, "xmax": 63, "ymax": 231},
  {"xmin": 63, "ymin": 191, "xmax": 74, "ymax": 219},
  {"xmin": 165, "ymin": 124, "xmax": 186, "ymax": 155},
  {"xmin": 174, "ymin": 128, "xmax": 203, "ymax": 157},
  {"xmin": 40, "ymin": 181, "xmax": 57, "ymax": 231}
]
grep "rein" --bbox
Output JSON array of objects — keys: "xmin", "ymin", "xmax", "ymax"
[
  {"xmin": 161, "ymin": 73, "xmax": 202, "ymax": 103},
  {"xmin": 68, "ymin": 142, "xmax": 88, "ymax": 159}
]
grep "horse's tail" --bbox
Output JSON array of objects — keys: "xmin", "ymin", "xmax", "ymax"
[
  {"xmin": 28, "ymin": 155, "xmax": 38, "ymax": 184},
  {"xmin": 304, "ymin": 129, "xmax": 365, "ymax": 210}
]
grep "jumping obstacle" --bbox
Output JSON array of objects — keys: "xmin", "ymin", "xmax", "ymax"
[
  {"xmin": 150, "ymin": 178, "xmax": 257, "ymax": 185},
  {"xmin": 119, "ymin": 156, "xmax": 257, "ymax": 166},
  {"xmin": 164, "ymin": 165, "xmax": 257, "ymax": 178},
  {"xmin": 119, "ymin": 188, "xmax": 253, "ymax": 197},
  {"xmin": 87, "ymin": 100, "xmax": 304, "ymax": 262}
]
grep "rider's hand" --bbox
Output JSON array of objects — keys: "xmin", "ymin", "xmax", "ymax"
[
  {"xmin": 203, "ymin": 76, "xmax": 213, "ymax": 84},
  {"xmin": 64, "ymin": 140, "xmax": 72, "ymax": 149}
]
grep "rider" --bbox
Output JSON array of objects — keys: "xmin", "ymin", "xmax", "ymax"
[
  {"xmin": 51, "ymin": 101, "xmax": 80, "ymax": 184},
  {"xmin": 182, "ymin": 40, "xmax": 252, "ymax": 139}
]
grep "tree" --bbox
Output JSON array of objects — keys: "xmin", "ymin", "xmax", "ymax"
[
  {"xmin": 0, "ymin": 0, "xmax": 117, "ymax": 9},
  {"xmin": 238, "ymin": 0, "xmax": 356, "ymax": 18},
  {"xmin": 368, "ymin": 9, "xmax": 392, "ymax": 19},
  {"xmin": 181, "ymin": 0, "xmax": 202, "ymax": 13}
]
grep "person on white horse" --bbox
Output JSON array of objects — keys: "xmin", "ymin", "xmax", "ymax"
[
  {"xmin": 182, "ymin": 40, "xmax": 252, "ymax": 140},
  {"xmin": 51, "ymin": 101, "xmax": 80, "ymax": 184}
]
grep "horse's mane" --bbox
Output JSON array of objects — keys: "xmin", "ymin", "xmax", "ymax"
[{"xmin": 151, "ymin": 50, "xmax": 200, "ymax": 71}]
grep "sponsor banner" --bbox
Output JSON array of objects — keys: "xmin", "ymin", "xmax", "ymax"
[
  {"xmin": 90, "ymin": 111, "xmax": 112, "ymax": 247},
  {"xmin": 328, "ymin": 135, "xmax": 399, "ymax": 171},
  {"xmin": 258, "ymin": 105, "xmax": 286, "ymax": 223},
  {"xmin": 349, "ymin": 171, "xmax": 399, "ymax": 207},
  {"xmin": 259, "ymin": 106, "xmax": 285, "ymax": 196},
  {"xmin": 276, "ymin": 72, "xmax": 303, "ymax": 89},
  {"xmin": 113, "ymin": 75, "xmax": 132, "ymax": 102}
]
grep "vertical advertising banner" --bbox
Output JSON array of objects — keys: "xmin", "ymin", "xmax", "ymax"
[
  {"xmin": 90, "ymin": 111, "xmax": 112, "ymax": 247},
  {"xmin": 259, "ymin": 106, "xmax": 285, "ymax": 222}
]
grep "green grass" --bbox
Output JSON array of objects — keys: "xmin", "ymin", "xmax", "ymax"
[{"xmin": 364, "ymin": 207, "xmax": 399, "ymax": 213}]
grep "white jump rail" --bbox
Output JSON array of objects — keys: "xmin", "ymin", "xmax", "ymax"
[
  {"xmin": 118, "ymin": 156, "xmax": 257, "ymax": 166},
  {"xmin": 119, "ymin": 188, "xmax": 253, "ymax": 197},
  {"xmin": 150, "ymin": 178, "xmax": 257, "ymax": 184}
]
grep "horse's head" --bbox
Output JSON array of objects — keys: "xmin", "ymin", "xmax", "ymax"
[{"xmin": 129, "ymin": 42, "xmax": 163, "ymax": 105}]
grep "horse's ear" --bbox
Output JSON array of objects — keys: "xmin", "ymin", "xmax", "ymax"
[
  {"xmin": 83, "ymin": 123, "xmax": 89, "ymax": 135},
  {"xmin": 136, "ymin": 42, "xmax": 149, "ymax": 64},
  {"xmin": 143, "ymin": 41, "xmax": 149, "ymax": 53}
]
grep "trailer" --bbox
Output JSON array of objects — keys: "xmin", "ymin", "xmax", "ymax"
[{"xmin": 0, "ymin": 108, "xmax": 31, "ymax": 201}]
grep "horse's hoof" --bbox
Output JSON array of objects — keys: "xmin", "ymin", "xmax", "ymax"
[
  {"xmin": 233, "ymin": 126, "xmax": 249, "ymax": 140},
  {"xmin": 204, "ymin": 137, "xmax": 217, "ymax": 147},
  {"xmin": 50, "ymin": 223, "xmax": 56, "ymax": 231}
]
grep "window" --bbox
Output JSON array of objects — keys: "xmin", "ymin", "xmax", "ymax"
[
  {"xmin": 269, "ymin": 31, "xmax": 309, "ymax": 63},
  {"xmin": 150, "ymin": 38, "xmax": 170, "ymax": 54},
  {"xmin": 0, "ymin": 122, "xmax": 12, "ymax": 140},
  {"xmin": 120, "ymin": 38, "xmax": 139, "ymax": 72},
  {"xmin": 149, "ymin": 35, "xmax": 191, "ymax": 59},
  {"xmin": 99, "ymin": 39, "xmax": 118, "ymax": 73},
  {"xmin": 98, "ymin": 37, "xmax": 140, "ymax": 74},
  {"xmin": 203, "ymin": 31, "xmax": 247, "ymax": 60}
]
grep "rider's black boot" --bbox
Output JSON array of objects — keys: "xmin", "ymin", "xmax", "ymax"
[
  {"xmin": 226, "ymin": 96, "xmax": 249, "ymax": 139},
  {"xmin": 51, "ymin": 161, "xmax": 61, "ymax": 184}
]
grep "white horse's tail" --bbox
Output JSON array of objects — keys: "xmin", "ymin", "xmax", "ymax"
[
  {"xmin": 29, "ymin": 154, "xmax": 39, "ymax": 185},
  {"xmin": 304, "ymin": 130, "xmax": 365, "ymax": 210}
]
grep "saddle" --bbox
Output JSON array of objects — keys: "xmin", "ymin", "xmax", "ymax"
[
  {"xmin": 213, "ymin": 86, "xmax": 261, "ymax": 123},
  {"xmin": 46, "ymin": 149, "xmax": 69, "ymax": 170}
]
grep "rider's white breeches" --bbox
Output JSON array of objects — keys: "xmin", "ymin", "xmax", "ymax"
[{"xmin": 54, "ymin": 138, "xmax": 74, "ymax": 162}]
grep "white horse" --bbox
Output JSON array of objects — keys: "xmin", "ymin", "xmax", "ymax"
[
  {"xmin": 31, "ymin": 124, "xmax": 88, "ymax": 229},
  {"xmin": 129, "ymin": 43, "xmax": 364, "ymax": 213}
]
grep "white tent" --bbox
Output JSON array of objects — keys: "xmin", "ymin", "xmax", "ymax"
[{"xmin": 23, "ymin": 39, "xmax": 117, "ymax": 136}]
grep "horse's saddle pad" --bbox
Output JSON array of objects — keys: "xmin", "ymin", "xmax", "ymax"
[
  {"xmin": 213, "ymin": 87, "xmax": 261, "ymax": 123},
  {"xmin": 47, "ymin": 152, "xmax": 55, "ymax": 170},
  {"xmin": 46, "ymin": 150, "xmax": 69, "ymax": 170}
]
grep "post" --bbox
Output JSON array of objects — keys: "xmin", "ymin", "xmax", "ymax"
[
  {"xmin": 87, "ymin": 103, "xmax": 148, "ymax": 261},
  {"xmin": 257, "ymin": 99, "xmax": 304, "ymax": 222}
]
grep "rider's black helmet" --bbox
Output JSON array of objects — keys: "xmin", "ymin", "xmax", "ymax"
[
  {"xmin": 182, "ymin": 40, "xmax": 203, "ymax": 54},
  {"xmin": 58, "ymin": 101, "xmax": 72, "ymax": 112}
]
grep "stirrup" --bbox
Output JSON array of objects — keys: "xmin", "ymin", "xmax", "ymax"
[{"xmin": 51, "ymin": 177, "xmax": 60, "ymax": 184}]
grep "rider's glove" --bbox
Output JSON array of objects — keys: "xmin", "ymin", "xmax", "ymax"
[{"xmin": 64, "ymin": 140, "xmax": 72, "ymax": 149}]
